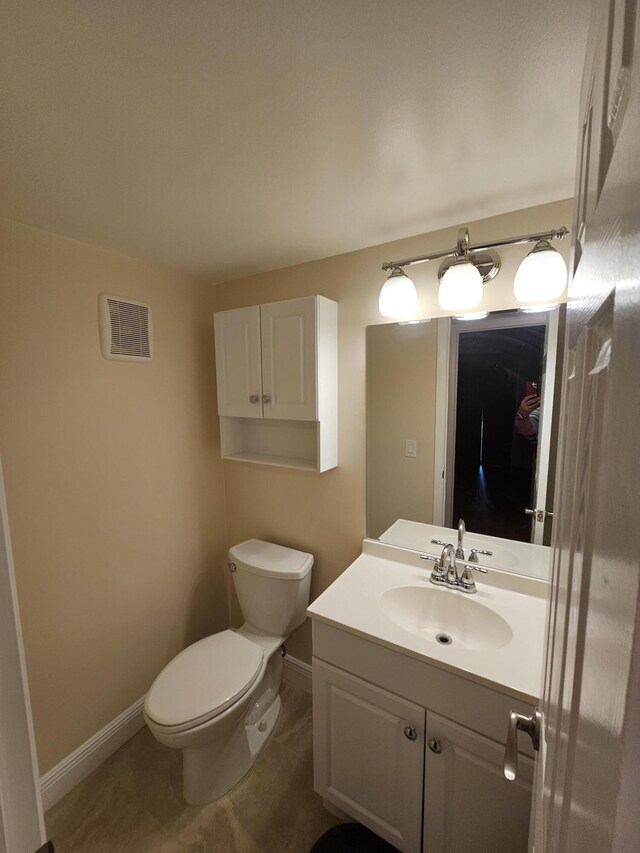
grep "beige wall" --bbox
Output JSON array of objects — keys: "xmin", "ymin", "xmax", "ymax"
[
  {"xmin": 216, "ymin": 198, "xmax": 573, "ymax": 663},
  {"xmin": 0, "ymin": 199, "xmax": 573, "ymax": 771},
  {"xmin": 366, "ymin": 321, "xmax": 438, "ymax": 539},
  {"xmin": 0, "ymin": 218, "xmax": 229, "ymax": 773}
]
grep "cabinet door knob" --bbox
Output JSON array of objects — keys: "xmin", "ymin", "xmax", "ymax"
[
  {"xmin": 404, "ymin": 726, "xmax": 418, "ymax": 741},
  {"xmin": 249, "ymin": 394, "xmax": 259, "ymax": 404},
  {"xmin": 262, "ymin": 394, "xmax": 272, "ymax": 404},
  {"xmin": 428, "ymin": 737, "xmax": 442, "ymax": 754}
]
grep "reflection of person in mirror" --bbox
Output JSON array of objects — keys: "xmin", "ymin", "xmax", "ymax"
[{"xmin": 515, "ymin": 394, "xmax": 540, "ymax": 440}]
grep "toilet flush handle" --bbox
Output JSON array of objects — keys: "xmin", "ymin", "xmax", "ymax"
[{"xmin": 228, "ymin": 562, "xmax": 237, "ymax": 573}]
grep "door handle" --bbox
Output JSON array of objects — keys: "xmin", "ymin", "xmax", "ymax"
[
  {"xmin": 504, "ymin": 707, "xmax": 542, "ymax": 781},
  {"xmin": 525, "ymin": 508, "xmax": 554, "ymax": 522}
]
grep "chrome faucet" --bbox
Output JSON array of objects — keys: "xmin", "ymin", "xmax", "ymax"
[
  {"xmin": 420, "ymin": 543, "xmax": 454, "ymax": 585},
  {"xmin": 420, "ymin": 542, "xmax": 488, "ymax": 594},
  {"xmin": 456, "ymin": 518, "xmax": 466, "ymax": 560}
]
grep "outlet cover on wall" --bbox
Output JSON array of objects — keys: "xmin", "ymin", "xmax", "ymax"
[{"xmin": 405, "ymin": 439, "xmax": 417, "ymax": 458}]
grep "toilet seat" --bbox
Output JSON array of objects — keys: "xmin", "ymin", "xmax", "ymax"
[{"xmin": 144, "ymin": 630, "xmax": 264, "ymax": 733}]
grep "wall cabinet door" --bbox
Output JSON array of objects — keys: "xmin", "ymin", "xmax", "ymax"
[
  {"xmin": 214, "ymin": 306, "xmax": 263, "ymax": 418},
  {"xmin": 313, "ymin": 660, "xmax": 424, "ymax": 853},
  {"xmin": 424, "ymin": 713, "xmax": 533, "ymax": 853},
  {"xmin": 260, "ymin": 297, "xmax": 318, "ymax": 420}
]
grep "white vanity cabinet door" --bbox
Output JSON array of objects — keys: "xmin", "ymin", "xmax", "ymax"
[
  {"xmin": 424, "ymin": 713, "xmax": 533, "ymax": 853},
  {"xmin": 214, "ymin": 306, "xmax": 263, "ymax": 418},
  {"xmin": 313, "ymin": 660, "xmax": 424, "ymax": 853},
  {"xmin": 260, "ymin": 297, "xmax": 317, "ymax": 421}
]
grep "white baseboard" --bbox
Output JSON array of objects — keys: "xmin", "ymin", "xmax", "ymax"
[
  {"xmin": 40, "ymin": 696, "xmax": 146, "ymax": 811},
  {"xmin": 41, "ymin": 655, "xmax": 312, "ymax": 810},
  {"xmin": 282, "ymin": 654, "xmax": 312, "ymax": 693}
]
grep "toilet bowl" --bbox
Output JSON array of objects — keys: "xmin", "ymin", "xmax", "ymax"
[{"xmin": 144, "ymin": 539, "xmax": 313, "ymax": 804}]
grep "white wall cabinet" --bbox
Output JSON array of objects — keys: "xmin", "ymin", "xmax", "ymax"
[
  {"xmin": 214, "ymin": 305, "xmax": 263, "ymax": 419},
  {"xmin": 214, "ymin": 295, "xmax": 337, "ymax": 471},
  {"xmin": 312, "ymin": 622, "xmax": 536, "ymax": 853}
]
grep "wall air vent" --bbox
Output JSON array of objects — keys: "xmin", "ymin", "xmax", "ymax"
[{"xmin": 99, "ymin": 294, "xmax": 153, "ymax": 362}]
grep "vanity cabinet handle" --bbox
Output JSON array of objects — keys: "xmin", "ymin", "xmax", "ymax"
[
  {"xmin": 503, "ymin": 707, "xmax": 542, "ymax": 781},
  {"xmin": 249, "ymin": 394, "xmax": 260, "ymax": 404},
  {"xmin": 262, "ymin": 394, "xmax": 272, "ymax": 404},
  {"xmin": 428, "ymin": 737, "xmax": 442, "ymax": 754},
  {"xmin": 404, "ymin": 726, "xmax": 418, "ymax": 741}
]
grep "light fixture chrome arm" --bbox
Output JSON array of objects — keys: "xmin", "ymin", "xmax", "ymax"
[{"xmin": 381, "ymin": 226, "xmax": 569, "ymax": 272}]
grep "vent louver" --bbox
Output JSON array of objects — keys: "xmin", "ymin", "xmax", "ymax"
[{"xmin": 99, "ymin": 294, "xmax": 153, "ymax": 362}]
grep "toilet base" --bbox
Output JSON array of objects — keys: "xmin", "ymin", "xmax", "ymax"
[{"xmin": 182, "ymin": 681, "xmax": 282, "ymax": 804}]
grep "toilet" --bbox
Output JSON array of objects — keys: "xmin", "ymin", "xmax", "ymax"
[{"xmin": 144, "ymin": 538, "xmax": 313, "ymax": 804}]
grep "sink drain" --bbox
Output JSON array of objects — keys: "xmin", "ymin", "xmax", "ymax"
[{"xmin": 436, "ymin": 633, "xmax": 452, "ymax": 645}]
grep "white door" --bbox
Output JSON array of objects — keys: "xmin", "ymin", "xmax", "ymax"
[
  {"xmin": 528, "ymin": 2, "xmax": 640, "ymax": 850},
  {"xmin": 530, "ymin": 307, "xmax": 561, "ymax": 545},
  {"xmin": 260, "ymin": 297, "xmax": 318, "ymax": 421},
  {"xmin": 0, "ymin": 461, "xmax": 46, "ymax": 853},
  {"xmin": 312, "ymin": 660, "xmax": 425, "ymax": 853},
  {"xmin": 213, "ymin": 305, "xmax": 263, "ymax": 418},
  {"xmin": 424, "ymin": 713, "xmax": 533, "ymax": 853},
  {"xmin": 444, "ymin": 311, "xmax": 555, "ymax": 540}
]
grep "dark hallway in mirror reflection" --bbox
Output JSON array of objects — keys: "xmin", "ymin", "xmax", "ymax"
[{"xmin": 452, "ymin": 325, "xmax": 545, "ymax": 542}]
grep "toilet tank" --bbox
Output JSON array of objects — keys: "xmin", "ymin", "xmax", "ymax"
[{"xmin": 228, "ymin": 539, "xmax": 313, "ymax": 637}]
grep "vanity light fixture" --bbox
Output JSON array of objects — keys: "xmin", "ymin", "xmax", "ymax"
[
  {"xmin": 437, "ymin": 227, "xmax": 489, "ymax": 312},
  {"xmin": 379, "ymin": 226, "xmax": 568, "ymax": 316},
  {"xmin": 513, "ymin": 240, "xmax": 568, "ymax": 303},
  {"xmin": 378, "ymin": 267, "xmax": 418, "ymax": 318},
  {"xmin": 438, "ymin": 260, "xmax": 483, "ymax": 311}
]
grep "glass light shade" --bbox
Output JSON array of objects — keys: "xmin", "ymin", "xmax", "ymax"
[
  {"xmin": 378, "ymin": 269, "xmax": 418, "ymax": 318},
  {"xmin": 438, "ymin": 262, "xmax": 483, "ymax": 311},
  {"xmin": 514, "ymin": 244, "xmax": 567, "ymax": 303}
]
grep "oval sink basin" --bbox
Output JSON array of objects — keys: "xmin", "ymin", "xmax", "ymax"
[{"xmin": 379, "ymin": 586, "xmax": 513, "ymax": 651}]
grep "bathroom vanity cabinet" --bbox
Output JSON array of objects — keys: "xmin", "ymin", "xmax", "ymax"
[
  {"xmin": 214, "ymin": 295, "xmax": 337, "ymax": 471},
  {"xmin": 312, "ymin": 622, "xmax": 534, "ymax": 853}
]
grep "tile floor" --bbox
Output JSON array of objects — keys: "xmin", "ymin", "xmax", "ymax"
[{"xmin": 46, "ymin": 681, "xmax": 339, "ymax": 852}]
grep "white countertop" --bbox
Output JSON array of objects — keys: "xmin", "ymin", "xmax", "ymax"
[{"xmin": 307, "ymin": 539, "xmax": 548, "ymax": 704}]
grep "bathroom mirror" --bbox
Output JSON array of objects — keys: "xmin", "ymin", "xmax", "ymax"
[{"xmin": 366, "ymin": 306, "xmax": 566, "ymax": 571}]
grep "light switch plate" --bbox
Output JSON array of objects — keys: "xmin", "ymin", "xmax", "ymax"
[{"xmin": 405, "ymin": 439, "xmax": 417, "ymax": 458}]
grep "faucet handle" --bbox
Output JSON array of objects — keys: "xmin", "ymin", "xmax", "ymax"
[
  {"xmin": 430, "ymin": 538, "xmax": 448, "ymax": 547},
  {"xmin": 464, "ymin": 564, "xmax": 488, "ymax": 574},
  {"xmin": 469, "ymin": 548, "xmax": 493, "ymax": 562},
  {"xmin": 420, "ymin": 553, "xmax": 445, "ymax": 571},
  {"xmin": 420, "ymin": 554, "xmax": 447, "ymax": 584},
  {"xmin": 459, "ymin": 563, "xmax": 488, "ymax": 593}
]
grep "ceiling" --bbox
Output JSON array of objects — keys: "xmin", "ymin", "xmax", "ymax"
[{"xmin": 0, "ymin": 0, "xmax": 590, "ymax": 281}]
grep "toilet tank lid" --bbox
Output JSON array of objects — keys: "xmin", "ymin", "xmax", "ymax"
[{"xmin": 229, "ymin": 539, "xmax": 313, "ymax": 580}]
